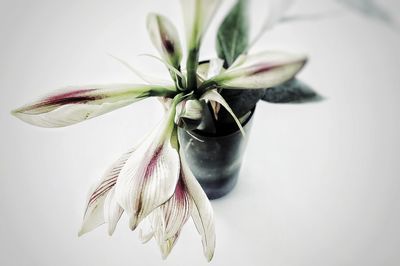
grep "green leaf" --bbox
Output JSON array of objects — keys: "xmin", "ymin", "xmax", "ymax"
[
  {"xmin": 219, "ymin": 89, "xmax": 264, "ymax": 121},
  {"xmin": 216, "ymin": 0, "xmax": 249, "ymax": 67},
  {"xmin": 262, "ymin": 78, "xmax": 322, "ymax": 103}
]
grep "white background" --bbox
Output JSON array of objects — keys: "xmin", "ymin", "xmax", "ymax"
[{"xmin": 1, "ymin": 0, "xmax": 400, "ymax": 265}]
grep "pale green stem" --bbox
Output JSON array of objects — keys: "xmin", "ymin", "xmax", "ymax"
[
  {"xmin": 186, "ymin": 0, "xmax": 202, "ymax": 91},
  {"xmin": 186, "ymin": 47, "xmax": 199, "ymax": 91},
  {"xmin": 164, "ymin": 93, "xmax": 185, "ymax": 139}
]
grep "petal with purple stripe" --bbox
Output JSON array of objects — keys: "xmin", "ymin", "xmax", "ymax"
[
  {"xmin": 114, "ymin": 109, "xmax": 181, "ymax": 230},
  {"xmin": 78, "ymin": 148, "xmax": 134, "ymax": 236},
  {"xmin": 12, "ymin": 84, "xmax": 176, "ymax": 128},
  {"xmin": 161, "ymin": 178, "xmax": 192, "ymax": 240},
  {"xmin": 212, "ymin": 51, "xmax": 307, "ymax": 89},
  {"xmin": 147, "ymin": 13, "xmax": 182, "ymax": 69}
]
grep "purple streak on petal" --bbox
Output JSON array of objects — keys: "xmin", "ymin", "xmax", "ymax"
[
  {"xmin": 156, "ymin": 15, "xmax": 175, "ymax": 55},
  {"xmin": 133, "ymin": 146, "xmax": 164, "ymax": 221},
  {"xmin": 250, "ymin": 58, "xmax": 306, "ymax": 76},
  {"xmin": 44, "ymin": 89, "xmax": 101, "ymax": 105},
  {"xmin": 88, "ymin": 177, "xmax": 117, "ymax": 205},
  {"xmin": 144, "ymin": 146, "xmax": 163, "ymax": 179},
  {"xmin": 18, "ymin": 89, "xmax": 104, "ymax": 112},
  {"xmin": 46, "ymin": 89, "xmax": 96, "ymax": 101},
  {"xmin": 174, "ymin": 177, "xmax": 187, "ymax": 201},
  {"xmin": 19, "ymin": 89, "xmax": 103, "ymax": 113},
  {"xmin": 250, "ymin": 63, "xmax": 280, "ymax": 75},
  {"xmin": 162, "ymin": 35, "xmax": 175, "ymax": 54}
]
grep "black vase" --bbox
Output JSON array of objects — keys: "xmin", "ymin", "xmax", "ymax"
[{"xmin": 178, "ymin": 111, "xmax": 254, "ymax": 200}]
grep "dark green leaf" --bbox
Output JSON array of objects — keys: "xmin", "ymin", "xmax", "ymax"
[
  {"xmin": 219, "ymin": 89, "xmax": 264, "ymax": 122},
  {"xmin": 196, "ymin": 101, "xmax": 217, "ymax": 135},
  {"xmin": 262, "ymin": 79, "xmax": 322, "ymax": 103},
  {"xmin": 216, "ymin": 0, "xmax": 249, "ymax": 67}
]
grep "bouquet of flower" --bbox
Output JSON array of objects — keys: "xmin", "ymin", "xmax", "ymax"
[{"xmin": 12, "ymin": 0, "xmax": 319, "ymax": 261}]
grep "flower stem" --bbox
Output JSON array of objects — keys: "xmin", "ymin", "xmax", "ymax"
[
  {"xmin": 186, "ymin": 47, "xmax": 199, "ymax": 91},
  {"xmin": 164, "ymin": 93, "xmax": 185, "ymax": 136}
]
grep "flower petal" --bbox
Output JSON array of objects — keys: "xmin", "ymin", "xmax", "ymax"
[
  {"xmin": 206, "ymin": 58, "xmax": 224, "ymax": 80},
  {"xmin": 104, "ymin": 187, "xmax": 124, "ymax": 236},
  {"xmin": 78, "ymin": 148, "xmax": 134, "ymax": 236},
  {"xmin": 149, "ymin": 208, "xmax": 181, "ymax": 259},
  {"xmin": 180, "ymin": 148, "xmax": 216, "ymax": 262},
  {"xmin": 213, "ymin": 51, "xmax": 307, "ymax": 89},
  {"xmin": 139, "ymin": 227, "xmax": 155, "ymax": 244},
  {"xmin": 180, "ymin": 0, "xmax": 222, "ymax": 47},
  {"xmin": 158, "ymin": 234, "xmax": 180, "ymax": 259},
  {"xmin": 140, "ymin": 178, "xmax": 191, "ymax": 259},
  {"xmin": 197, "ymin": 58, "xmax": 225, "ymax": 82},
  {"xmin": 147, "ymin": 13, "xmax": 182, "ymax": 69},
  {"xmin": 161, "ymin": 178, "xmax": 192, "ymax": 240},
  {"xmin": 201, "ymin": 89, "xmax": 245, "ymax": 136},
  {"xmin": 174, "ymin": 98, "xmax": 203, "ymax": 128},
  {"xmin": 114, "ymin": 116, "xmax": 180, "ymax": 230},
  {"xmin": 12, "ymin": 84, "xmax": 175, "ymax": 128}
]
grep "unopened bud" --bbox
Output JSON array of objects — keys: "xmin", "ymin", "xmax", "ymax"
[{"xmin": 174, "ymin": 99, "xmax": 203, "ymax": 130}]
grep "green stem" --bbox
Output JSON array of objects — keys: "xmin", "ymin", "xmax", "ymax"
[
  {"xmin": 186, "ymin": 47, "xmax": 199, "ymax": 91},
  {"xmin": 165, "ymin": 93, "xmax": 185, "ymax": 134},
  {"xmin": 195, "ymin": 79, "xmax": 218, "ymax": 97},
  {"xmin": 171, "ymin": 66, "xmax": 184, "ymax": 91},
  {"xmin": 150, "ymin": 86, "xmax": 178, "ymax": 98}
]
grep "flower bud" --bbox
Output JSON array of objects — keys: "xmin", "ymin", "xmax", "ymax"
[{"xmin": 174, "ymin": 99, "xmax": 203, "ymax": 130}]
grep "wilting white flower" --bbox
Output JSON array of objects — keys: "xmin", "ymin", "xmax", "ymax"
[
  {"xmin": 139, "ymin": 147, "xmax": 215, "ymax": 261},
  {"xmin": 114, "ymin": 109, "xmax": 181, "ymax": 230},
  {"xmin": 77, "ymin": 94, "xmax": 215, "ymax": 260},
  {"xmin": 78, "ymin": 95, "xmax": 181, "ymax": 232},
  {"xmin": 11, "ymin": 0, "xmax": 311, "ymax": 262}
]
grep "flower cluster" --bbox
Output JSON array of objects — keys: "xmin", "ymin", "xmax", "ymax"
[{"xmin": 12, "ymin": 0, "xmax": 307, "ymax": 261}]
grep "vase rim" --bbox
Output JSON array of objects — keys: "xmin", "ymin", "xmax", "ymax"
[{"xmin": 183, "ymin": 107, "xmax": 255, "ymax": 140}]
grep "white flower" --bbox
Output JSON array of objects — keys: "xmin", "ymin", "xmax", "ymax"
[
  {"xmin": 77, "ymin": 94, "xmax": 216, "ymax": 261},
  {"xmin": 78, "ymin": 94, "xmax": 181, "ymax": 234}
]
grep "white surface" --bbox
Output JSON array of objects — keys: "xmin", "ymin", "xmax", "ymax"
[{"xmin": 1, "ymin": 0, "xmax": 400, "ymax": 265}]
